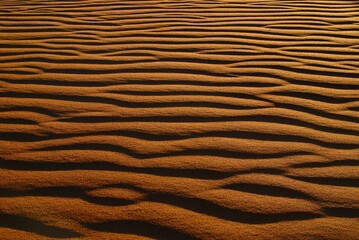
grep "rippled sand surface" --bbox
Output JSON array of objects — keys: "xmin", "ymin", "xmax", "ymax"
[{"xmin": 0, "ymin": 0, "xmax": 358, "ymax": 239}]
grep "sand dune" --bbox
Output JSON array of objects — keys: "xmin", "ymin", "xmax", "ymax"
[{"xmin": 0, "ymin": 0, "xmax": 358, "ymax": 239}]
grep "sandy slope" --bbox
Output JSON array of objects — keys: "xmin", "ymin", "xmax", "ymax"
[{"xmin": 0, "ymin": 0, "xmax": 358, "ymax": 239}]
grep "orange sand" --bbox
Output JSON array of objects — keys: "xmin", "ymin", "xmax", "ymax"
[{"xmin": 0, "ymin": 0, "xmax": 358, "ymax": 239}]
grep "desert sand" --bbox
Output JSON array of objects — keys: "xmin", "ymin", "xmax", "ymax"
[{"xmin": 0, "ymin": 0, "xmax": 358, "ymax": 239}]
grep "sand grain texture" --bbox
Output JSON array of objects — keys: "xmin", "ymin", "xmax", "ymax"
[{"xmin": 0, "ymin": 0, "xmax": 359, "ymax": 239}]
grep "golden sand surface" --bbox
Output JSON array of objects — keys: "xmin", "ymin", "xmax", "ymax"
[{"xmin": 0, "ymin": 0, "xmax": 358, "ymax": 239}]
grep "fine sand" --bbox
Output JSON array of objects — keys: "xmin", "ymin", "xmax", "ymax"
[{"xmin": 0, "ymin": 0, "xmax": 358, "ymax": 239}]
